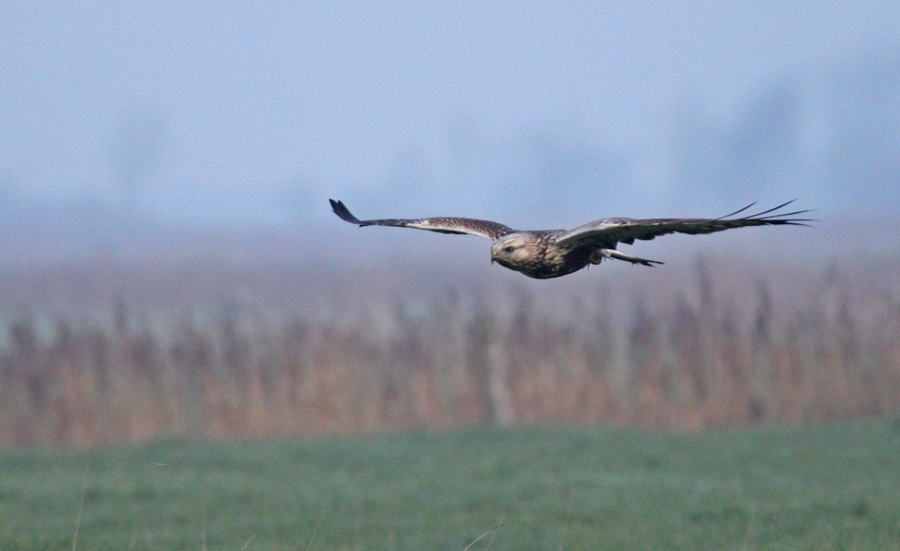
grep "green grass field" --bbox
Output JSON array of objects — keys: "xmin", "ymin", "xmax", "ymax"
[{"xmin": 2, "ymin": 421, "xmax": 900, "ymax": 550}]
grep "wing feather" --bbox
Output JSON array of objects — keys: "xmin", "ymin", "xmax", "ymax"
[
  {"xmin": 329, "ymin": 199, "xmax": 514, "ymax": 241},
  {"xmin": 555, "ymin": 201, "xmax": 814, "ymax": 248}
]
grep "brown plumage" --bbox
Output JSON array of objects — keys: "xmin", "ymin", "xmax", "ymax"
[{"xmin": 329, "ymin": 199, "xmax": 813, "ymax": 279}]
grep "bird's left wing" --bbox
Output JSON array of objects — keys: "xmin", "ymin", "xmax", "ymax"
[
  {"xmin": 330, "ymin": 199, "xmax": 515, "ymax": 241},
  {"xmin": 554, "ymin": 201, "xmax": 813, "ymax": 249}
]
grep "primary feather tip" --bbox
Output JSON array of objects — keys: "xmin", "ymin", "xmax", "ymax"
[{"xmin": 329, "ymin": 199, "xmax": 361, "ymax": 225}]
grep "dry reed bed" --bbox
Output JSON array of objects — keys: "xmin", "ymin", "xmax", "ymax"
[{"xmin": 1, "ymin": 257, "xmax": 898, "ymax": 447}]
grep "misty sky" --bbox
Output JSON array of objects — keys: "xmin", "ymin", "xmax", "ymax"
[{"xmin": 2, "ymin": 1, "xmax": 899, "ymax": 227}]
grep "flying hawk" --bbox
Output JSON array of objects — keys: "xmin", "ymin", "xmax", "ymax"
[{"xmin": 329, "ymin": 199, "xmax": 812, "ymax": 279}]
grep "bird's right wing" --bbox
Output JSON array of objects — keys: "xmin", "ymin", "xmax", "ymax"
[{"xmin": 330, "ymin": 199, "xmax": 515, "ymax": 241}]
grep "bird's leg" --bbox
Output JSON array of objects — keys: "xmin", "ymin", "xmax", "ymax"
[
  {"xmin": 593, "ymin": 248, "xmax": 664, "ymax": 267},
  {"xmin": 589, "ymin": 249, "xmax": 611, "ymax": 265}
]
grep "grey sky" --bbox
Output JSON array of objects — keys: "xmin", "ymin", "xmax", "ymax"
[{"xmin": 2, "ymin": 1, "xmax": 899, "ymax": 225}]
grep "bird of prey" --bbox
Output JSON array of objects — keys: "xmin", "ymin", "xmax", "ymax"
[{"xmin": 329, "ymin": 199, "xmax": 812, "ymax": 279}]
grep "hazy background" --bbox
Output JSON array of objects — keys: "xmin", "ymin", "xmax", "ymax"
[
  {"xmin": 3, "ymin": 2, "xmax": 900, "ymax": 447},
  {"xmin": 2, "ymin": 0, "xmax": 900, "ymax": 267}
]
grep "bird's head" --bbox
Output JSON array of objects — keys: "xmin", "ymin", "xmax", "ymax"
[{"xmin": 491, "ymin": 234, "xmax": 536, "ymax": 268}]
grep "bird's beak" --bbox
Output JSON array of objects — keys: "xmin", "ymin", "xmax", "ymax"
[{"xmin": 491, "ymin": 250, "xmax": 497, "ymax": 263}]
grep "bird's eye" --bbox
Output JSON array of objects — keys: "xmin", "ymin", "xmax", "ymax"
[{"xmin": 503, "ymin": 246, "xmax": 515, "ymax": 253}]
